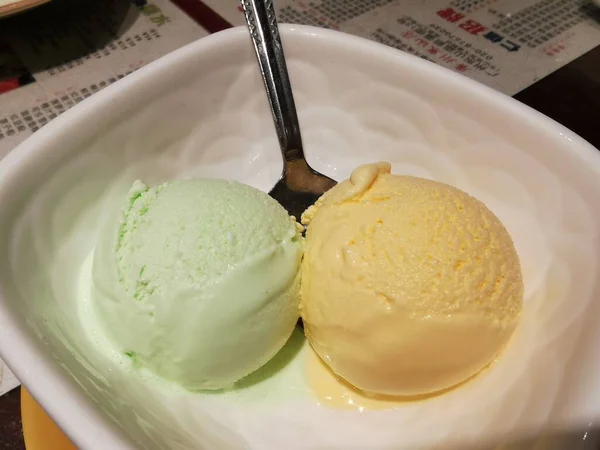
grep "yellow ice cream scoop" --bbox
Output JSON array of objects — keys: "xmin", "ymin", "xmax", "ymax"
[{"xmin": 300, "ymin": 162, "xmax": 523, "ymax": 396}]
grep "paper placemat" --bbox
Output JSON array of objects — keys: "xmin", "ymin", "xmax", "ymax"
[
  {"xmin": 205, "ymin": 0, "xmax": 600, "ymax": 95},
  {"xmin": 0, "ymin": 363, "xmax": 18, "ymax": 396}
]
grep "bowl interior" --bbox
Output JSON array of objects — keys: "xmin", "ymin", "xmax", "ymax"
[{"xmin": 1, "ymin": 25, "xmax": 600, "ymax": 449}]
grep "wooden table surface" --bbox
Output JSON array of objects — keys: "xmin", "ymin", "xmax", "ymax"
[{"xmin": 0, "ymin": 1, "xmax": 599, "ymax": 449}]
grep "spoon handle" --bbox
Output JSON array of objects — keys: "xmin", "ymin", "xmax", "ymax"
[{"xmin": 240, "ymin": 0, "xmax": 305, "ymax": 162}]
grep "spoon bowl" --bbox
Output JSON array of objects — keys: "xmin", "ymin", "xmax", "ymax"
[{"xmin": 268, "ymin": 157, "xmax": 337, "ymax": 221}]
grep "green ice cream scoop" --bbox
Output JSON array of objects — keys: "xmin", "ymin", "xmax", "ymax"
[{"xmin": 92, "ymin": 179, "xmax": 303, "ymax": 390}]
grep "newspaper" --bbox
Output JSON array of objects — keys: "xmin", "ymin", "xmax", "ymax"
[
  {"xmin": 205, "ymin": 0, "xmax": 600, "ymax": 95},
  {"xmin": 0, "ymin": 0, "xmax": 207, "ymax": 396}
]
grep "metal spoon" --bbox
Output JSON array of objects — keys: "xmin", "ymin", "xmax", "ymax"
[{"xmin": 241, "ymin": 0, "xmax": 337, "ymax": 222}]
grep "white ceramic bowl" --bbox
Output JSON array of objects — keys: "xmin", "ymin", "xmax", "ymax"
[{"xmin": 1, "ymin": 25, "xmax": 600, "ymax": 450}]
